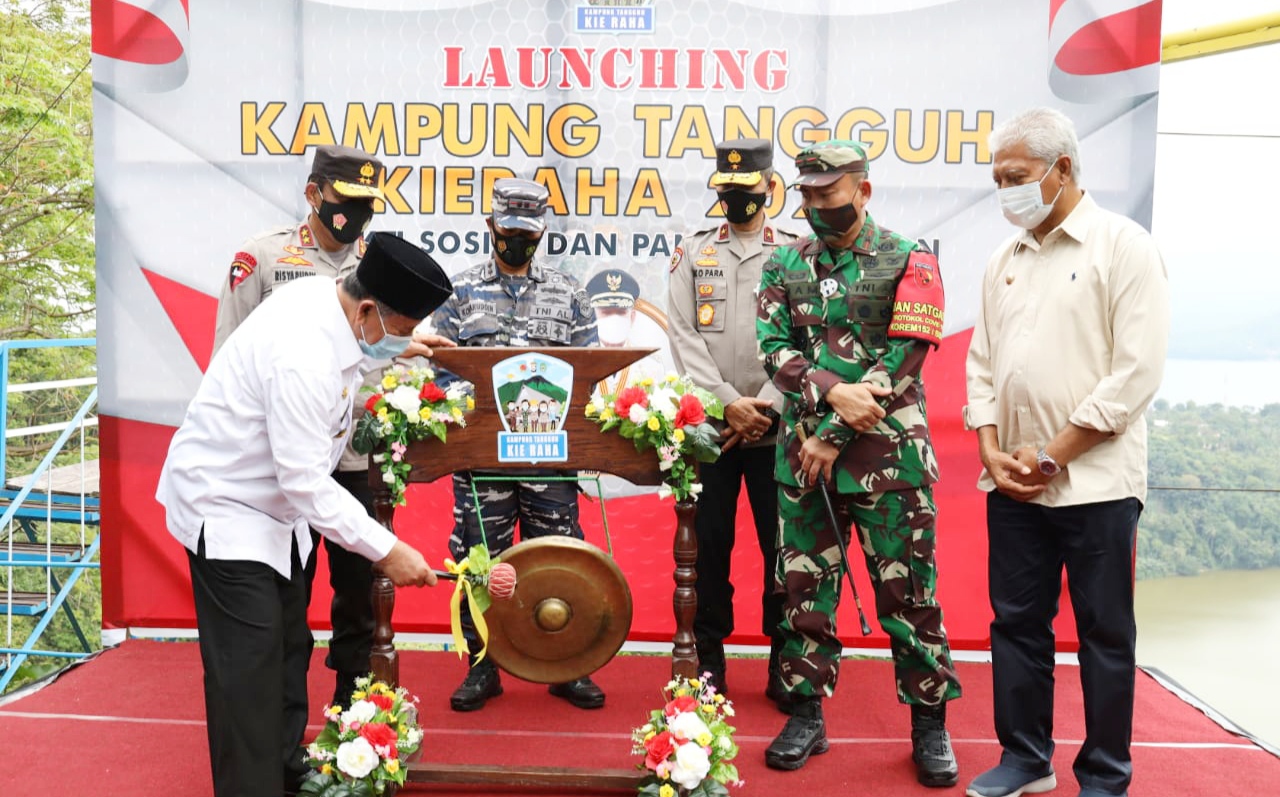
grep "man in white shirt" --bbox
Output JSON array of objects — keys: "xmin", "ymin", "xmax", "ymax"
[
  {"xmin": 157, "ymin": 232, "xmax": 455, "ymax": 797},
  {"xmin": 963, "ymin": 108, "xmax": 1169, "ymax": 797}
]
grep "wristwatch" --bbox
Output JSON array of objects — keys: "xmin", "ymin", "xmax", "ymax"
[{"xmin": 1036, "ymin": 448, "xmax": 1062, "ymax": 477}]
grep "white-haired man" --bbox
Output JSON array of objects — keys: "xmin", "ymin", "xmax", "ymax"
[{"xmin": 963, "ymin": 108, "xmax": 1169, "ymax": 797}]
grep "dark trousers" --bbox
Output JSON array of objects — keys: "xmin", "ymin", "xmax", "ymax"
[
  {"xmin": 987, "ymin": 492, "xmax": 1142, "ymax": 795},
  {"xmin": 693, "ymin": 443, "xmax": 783, "ymax": 659},
  {"xmin": 323, "ymin": 469, "xmax": 380, "ymax": 687},
  {"xmin": 188, "ymin": 532, "xmax": 314, "ymax": 797}
]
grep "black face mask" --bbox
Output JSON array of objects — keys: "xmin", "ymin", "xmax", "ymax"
[
  {"xmin": 804, "ymin": 202, "xmax": 861, "ymax": 240},
  {"xmin": 718, "ymin": 189, "xmax": 768, "ymax": 224},
  {"xmin": 315, "ymin": 197, "xmax": 374, "ymax": 244},
  {"xmin": 493, "ymin": 230, "xmax": 540, "ymax": 268}
]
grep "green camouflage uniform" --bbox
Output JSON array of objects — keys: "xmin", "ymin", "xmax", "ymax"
[{"xmin": 756, "ymin": 211, "xmax": 960, "ymax": 706}]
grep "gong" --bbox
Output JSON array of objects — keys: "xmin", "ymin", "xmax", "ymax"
[{"xmin": 484, "ymin": 536, "xmax": 633, "ymax": 684}]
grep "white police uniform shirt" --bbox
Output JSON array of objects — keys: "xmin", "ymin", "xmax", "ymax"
[{"xmin": 157, "ymin": 275, "xmax": 396, "ymax": 578}]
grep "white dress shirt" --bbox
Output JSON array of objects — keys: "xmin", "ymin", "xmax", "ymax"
[
  {"xmin": 157, "ymin": 275, "xmax": 396, "ymax": 577},
  {"xmin": 963, "ymin": 192, "xmax": 1170, "ymax": 506}
]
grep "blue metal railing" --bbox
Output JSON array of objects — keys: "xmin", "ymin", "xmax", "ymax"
[{"xmin": 0, "ymin": 338, "xmax": 99, "ymax": 692}]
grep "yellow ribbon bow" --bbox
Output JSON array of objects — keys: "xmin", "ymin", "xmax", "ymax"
[{"xmin": 444, "ymin": 557, "xmax": 490, "ymax": 662}]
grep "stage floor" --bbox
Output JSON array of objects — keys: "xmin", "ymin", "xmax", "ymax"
[{"xmin": 1, "ymin": 640, "xmax": 1276, "ymax": 795}]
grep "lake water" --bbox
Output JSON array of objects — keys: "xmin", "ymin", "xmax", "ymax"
[{"xmin": 1135, "ymin": 567, "xmax": 1280, "ymax": 746}]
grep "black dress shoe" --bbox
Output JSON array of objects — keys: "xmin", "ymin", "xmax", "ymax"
[
  {"xmin": 450, "ymin": 659, "xmax": 503, "ymax": 712},
  {"xmin": 910, "ymin": 703, "xmax": 959, "ymax": 787},
  {"xmin": 764, "ymin": 698, "xmax": 829, "ymax": 770},
  {"xmin": 548, "ymin": 676, "xmax": 606, "ymax": 709}
]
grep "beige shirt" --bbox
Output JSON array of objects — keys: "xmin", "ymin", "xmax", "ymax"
[
  {"xmin": 667, "ymin": 221, "xmax": 798, "ymax": 447},
  {"xmin": 963, "ymin": 192, "xmax": 1169, "ymax": 506},
  {"xmin": 212, "ymin": 220, "xmax": 384, "ymax": 472}
]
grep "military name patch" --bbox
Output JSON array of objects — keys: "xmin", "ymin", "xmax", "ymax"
[{"xmin": 695, "ymin": 267, "xmax": 724, "ymax": 278}]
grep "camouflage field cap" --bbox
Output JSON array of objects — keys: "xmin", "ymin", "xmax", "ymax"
[
  {"xmin": 492, "ymin": 178, "xmax": 550, "ymax": 234},
  {"xmin": 586, "ymin": 269, "xmax": 640, "ymax": 308},
  {"xmin": 793, "ymin": 140, "xmax": 869, "ymax": 188},
  {"xmin": 710, "ymin": 138, "xmax": 773, "ymax": 187},
  {"xmin": 311, "ymin": 145, "xmax": 385, "ymax": 200}
]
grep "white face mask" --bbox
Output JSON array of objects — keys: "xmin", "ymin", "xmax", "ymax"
[
  {"xmin": 596, "ymin": 314, "xmax": 633, "ymax": 346},
  {"xmin": 996, "ymin": 165, "xmax": 1063, "ymax": 229}
]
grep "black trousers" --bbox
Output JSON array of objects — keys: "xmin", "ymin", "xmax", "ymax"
[
  {"xmin": 693, "ymin": 443, "xmax": 784, "ymax": 658},
  {"xmin": 322, "ymin": 469, "xmax": 380, "ymax": 687},
  {"xmin": 189, "ymin": 532, "xmax": 313, "ymax": 797},
  {"xmin": 986, "ymin": 491, "xmax": 1142, "ymax": 795}
]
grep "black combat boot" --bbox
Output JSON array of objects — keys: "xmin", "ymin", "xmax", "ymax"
[
  {"xmin": 697, "ymin": 640, "xmax": 728, "ymax": 696},
  {"xmin": 911, "ymin": 702, "xmax": 959, "ymax": 787},
  {"xmin": 547, "ymin": 675, "xmax": 606, "ymax": 709},
  {"xmin": 764, "ymin": 636, "xmax": 793, "ymax": 714},
  {"xmin": 764, "ymin": 697, "xmax": 828, "ymax": 770},
  {"xmin": 449, "ymin": 659, "xmax": 503, "ymax": 712}
]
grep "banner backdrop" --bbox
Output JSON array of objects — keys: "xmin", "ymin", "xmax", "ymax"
[{"xmin": 93, "ymin": 0, "xmax": 1163, "ymax": 648}]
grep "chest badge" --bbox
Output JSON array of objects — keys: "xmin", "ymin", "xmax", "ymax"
[
  {"xmin": 697, "ymin": 303, "xmax": 716, "ymax": 326},
  {"xmin": 277, "ymin": 245, "xmax": 313, "ymax": 267},
  {"xmin": 700, "ymin": 245, "xmax": 717, "ymax": 256},
  {"xmin": 819, "ymin": 278, "xmax": 840, "ymax": 298},
  {"xmin": 697, "ymin": 284, "xmax": 715, "ymax": 297}
]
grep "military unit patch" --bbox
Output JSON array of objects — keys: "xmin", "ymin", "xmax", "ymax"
[
  {"xmin": 669, "ymin": 246, "xmax": 684, "ymax": 272},
  {"xmin": 228, "ymin": 252, "xmax": 256, "ymax": 292}
]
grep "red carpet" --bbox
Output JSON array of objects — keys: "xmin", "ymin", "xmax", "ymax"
[{"xmin": 1, "ymin": 640, "xmax": 1276, "ymax": 795}]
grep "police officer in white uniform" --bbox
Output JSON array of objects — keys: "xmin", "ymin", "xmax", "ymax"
[
  {"xmin": 667, "ymin": 138, "xmax": 799, "ymax": 704},
  {"xmin": 158, "ymin": 233, "xmax": 454, "ymax": 797}
]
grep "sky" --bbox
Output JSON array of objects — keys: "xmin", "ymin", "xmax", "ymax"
[{"xmin": 1151, "ymin": 1, "xmax": 1280, "ymax": 404}]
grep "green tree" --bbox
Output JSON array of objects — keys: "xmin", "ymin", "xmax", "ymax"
[{"xmin": 1, "ymin": 0, "xmax": 97, "ymax": 693}]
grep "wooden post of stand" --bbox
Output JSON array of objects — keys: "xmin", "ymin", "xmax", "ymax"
[
  {"xmin": 368, "ymin": 471, "xmax": 399, "ymax": 687},
  {"xmin": 671, "ymin": 498, "xmax": 698, "ymax": 679},
  {"xmin": 365, "ymin": 347, "xmax": 702, "ymax": 792}
]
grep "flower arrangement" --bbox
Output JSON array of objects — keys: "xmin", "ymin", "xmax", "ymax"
[
  {"xmin": 585, "ymin": 374, "xmax": 724, "ymax": 501},
  {"xmin": 632, "ymin": 673, "xmax": 741, "ymax": 797},
  {"xmin": 353, "ymin": 362, "xmax": 473, "ymax": 506},
  {"xmin": 301, "ymin": 676, "xmax": 424, "ymax": 797}
]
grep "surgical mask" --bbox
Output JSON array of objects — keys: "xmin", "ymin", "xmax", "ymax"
[
  {"xmin": 358, "ymin": 304, "xmax": 412, "ymax": 360},
  {"xmin": 596, "ymin": 314, "xmax": 632, "ymax": 346},
  {"xmin": 804, "ymin": 202, "xmax": 860, "ymax": 240},
  {"xmin": 718, "ymin": 189, "xmax": 768, "ymax": 224},
  {"xmin": 997, "ymin": 166, "xmax": 1063, "ymax": 229},
  {"xmin": 493, "ymin": 230, "xmax": 540, "ymax": 268},
  {"xmin": 316, "ymin": 197, "xmax": 375, "ymax": 244}
]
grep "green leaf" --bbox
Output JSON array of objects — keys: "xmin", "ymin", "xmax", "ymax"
[
  {"xmin": 352, "ymin": 414, "xmax": 380, "ymax": 454},
  {"xmin": 467, "ymin": 544, "xmax": 492, "ymax": 574}
]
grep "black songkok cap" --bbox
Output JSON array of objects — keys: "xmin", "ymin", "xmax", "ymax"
[{"xmin": 356, "ymin": 232, "xmax": 453, "ymax": 319}]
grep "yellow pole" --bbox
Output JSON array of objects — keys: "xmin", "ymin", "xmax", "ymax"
[{"xmin": 1162, "ymin": 12, "xmax": 1280, "ymax": 63}]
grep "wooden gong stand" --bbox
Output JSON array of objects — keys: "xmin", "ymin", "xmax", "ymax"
[{"xmin": 366, "ymin": 347, "xmax": 700, "ymax": 792}]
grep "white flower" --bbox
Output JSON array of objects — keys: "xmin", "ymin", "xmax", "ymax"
[
  {"xmin": 372, "ymin": 453, "xmax": 386, "ymax": 464},
  {"xmin": 651, "ymin": 387, "xmax": 679, "ymax": 420},
  {"xmin": 628, "ymin": 403, "xmax": 648, "ymax": 424},
  {"xmin": 717, "ymin": 734, "xmax": 733, "ymax": 751},
  {"xmin": 657, "ymin": 483, "xmax": 673, "ymax": 500},
  {"xmin": 382, "ymin": 470, "xmax": 396, "ymax": 484},
  {"xmin": 446, "ymin": 382, "xmax": 468, "ymax": 402},
  {"xmin": 669, "ymin": 741, "xmax": 711, "ymax": 790},
  {"xmin": 666, "ymin": 711, "xmax": 711, "ymax": 743},
  {"xmin": 335, "ymin": 736, "xmax": 379, "ymax": 779},
  {"xmin": 341, "ymin": 700, "xmax": 378, "ymax": 727},
  {"xmin": 690, "ymin": 482, "xmax": 704, "ymax": 496},
  {"xmin": 384, "ymin": 385, "xmax": 422, "ymax": 417},
  {"xmin": 404, "ymin": 727, "xmax": 423, "ymax": 746}
]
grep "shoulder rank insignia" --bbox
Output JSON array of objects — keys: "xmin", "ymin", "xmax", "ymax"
[
  {"xmin": 357, "ymin": 237, "xmax": 367, "ymax": 258},
  {"xmin": 669, "ymin": 246, "xmax": 684, "ymax": 273},
  {"xmin": 763, "ymin": 226, "xmax": 775, "ymax": 244},
  {"xmin": 298, "ymin": 224, "xmax": 316, "ymax": 248},
  {"xmin": 277, "ymin": 245, "xmax": 313, "ymax": 267},
  {"xmin": 228, "ymin": 252, "xmax": 256, "ymax": 292},
  {"xmin": 716, "ymin": 223, "xmax": 730, "ymax": 243}
]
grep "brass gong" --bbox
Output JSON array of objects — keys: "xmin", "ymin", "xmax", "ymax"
[{"xmin": 484, "ymin": 536, "xmax": 633, "ymax": 684}]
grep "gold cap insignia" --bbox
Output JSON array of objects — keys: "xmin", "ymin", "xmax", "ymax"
[
  {"xmin": 728, "ymin": 150, "xmax": 742, "ymax": 169},
  {"xmin": 606, "ymin": 272, "xmax": 622, "ymax": 291},
  {"xmin": 359, "ymin": 161, "xmax": 375, "ymax": 185}
]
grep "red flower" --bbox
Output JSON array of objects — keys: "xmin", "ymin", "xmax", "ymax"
[
  {"xmin": 614, "ymin": 386, "xmax": 649, "ymax": 419},
  {"xmin": 364, "ymin": 394, "xmax": 382, "ymax": 413},
  {"xmin": 643, "ymin": 730, "xmax": 677, "ymax": 771},
  {"xmin": 664, "ymin": 695, "xmax": 698, "ymax": 718},
  {"xmin": 358, "ymin": 721, "xmax": 399, "ymax": 753},
  {"xmin": 672, "ymin": 394, "xmax": 706, "ymax": 428},
  {"xmin": 419, "ymin": 382, "xmax": 446, "ymax": 403},
  {"xmin": 366, "ymin": 692, "xmax": 394, "ymax": 713}
]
